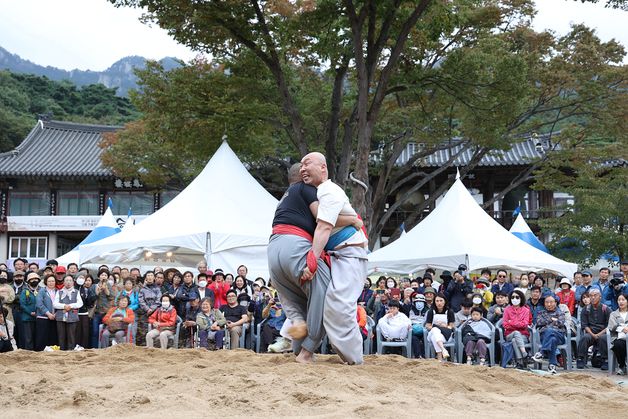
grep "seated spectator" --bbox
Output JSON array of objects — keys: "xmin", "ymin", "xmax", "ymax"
[
  {"xmin": 220, "ymin": 290, "xmax": 248, "ymax": 349},
  {"xmin": 101, "ymin": 295, "xmax": 135, "ymax": 348},
  {"xmin": 488, "ymin": 291, "xmax": 509, "ymax": 324},
  {"xmin": 407, "ymin": 292, "xmax": 428, "ymax": 339},
  {"xmin": 533, "ymin": 294, "xmax": 567, "ymax": 374},
  {"xmin": 35, "ymin": 274, "xmax": 58, "ymax": 351},
  {"xmin": 18, "ymin": 273, "xmax": 41, "ymax": 350},
  {"xmin": 527, "ymin": 286, "xmax": 545, "ymax": 323},
  {"xmin": 462, "ymin": 307, "xmax": 492, "ymax": 366},
  {"xmin": 425, "ymin": 293, "xmax": 455, "ymax": 361},
  {"xmin": 53, "ymin": 275, "xmax": 83, "ymax": 350},
  {"xmin": 374, "ymin": 293, "xmax": 391, "ymax": 325},
  {"xmin": 503, "ymin": 290, "xmax": 532, "ymax": 369},
  {"xmin": 182, "ymin": 296, "xmax": 201, "ymax": 348},
  {"xmin": 474, "ymin": 277, "xmax": 494, "ymax": 311},
  {"xmin": 576, "ymin": 288, "xmax": 610, "ymax": 370},
  {"xmin": 608, "ymin": 294, "xmax": 628, "ymax": 375},
  {"xmin": 0, "ymin": 306, "xmax": 17, "ymax": 352},
  {"xmin": 260, "ymin": 295, "xmax": 288, "ymax": 352},
  {"xmin": 455, "ymin": 299, "xmax": 473, "ymax": 327},
  {"xmin": 378, "ymin": 300, "xmax": 412, "ymax": 347},
  {"xmin": 556, "ymin": 278, "xmax": 576, "ymax": 315},
  {"xmin": 146, "ymin": 294, "xmax": 178, "ymax": 349},
  {"xmin": 196, "ymin": 298, "xmax": 226, "ymax": 350},
  {"xmin": 77, "ymin": 275, "xmax": 96, "ymax": 349}
]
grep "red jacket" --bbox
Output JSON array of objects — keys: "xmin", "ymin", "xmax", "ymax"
[
  {"xmin": 209, "ymin": 282, "xmax": 230, "ymax": 308},
  {"xmin": 502, "ymin": 305, "xmax": 532, "ymax": 338},
  {"xmin": 148, "ymin": 307, "xmax": 177, "ymax": 331},
  {"xmin": 557, "ymin": 289, "xmax": 576, "ymax": 315}
]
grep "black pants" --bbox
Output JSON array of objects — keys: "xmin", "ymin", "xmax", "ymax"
[
  {"xmin": 12, "ymin": 309, "xmax": 24, "ymax": 348},
  {"xmin": 612, "ymin": 339, "xmax": 627, "ymax": 368},
  {"xmin": 57, "ymin": 321, "xmax": 78, "ymax": 351},
  {"xmin": 35, "ymin": 318, "xmax": 58, "ymax": 351},
  {"xmin": 76, "ymin": 315, "xmax": 90, "ymax": 349},
  {"xmin": 577, "ymin": 332, "xmax": 608, "ymax": 359},
  {"xmin": 21, "ymin": 321, "xmax": 35, "ymax": 350},
  {"xmin": 261, "ymin": 323, "xmax": 282, "ymax": 352}
]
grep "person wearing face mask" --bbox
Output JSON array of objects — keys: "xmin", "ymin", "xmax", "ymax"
[
  {"xmin": 77, "ymin": 275, "xmax": 96, "ymax": 349},
  {"xmin": 19, "ymin": 272, "xmax": 41, "ymax": 350},
  {"xmin": 0, "ymin": 270, "xmax": 16, "ymax": 315},
  {"xmin": 470, "ymin": 292, "xmax": 487, "ymax": 318},
  {"xmin": 195, "ymin": 273, "xmax": 215, "ymax": 306},
  {"xmin": 503, "ymin": 290, "xmax": 532, "ymax": 369},
  {"xmin": 146, "ymin": 294, "xmax": 178, "ymax": 349},
  {"xmin": 408, "ymin": 292, "xmax": 428, "ymax": 357},
  {"xmin": 514, "ymin": 274, "xmax": 531, "ymax": 300},
  {"xmin": 358, "ymin": 278, "xmax": 373, "ymax": 306}
]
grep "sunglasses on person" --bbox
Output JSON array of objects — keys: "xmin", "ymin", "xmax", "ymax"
[{"xmin": 497, "ymin": 275, "xmax": 506, "ymax": 278}]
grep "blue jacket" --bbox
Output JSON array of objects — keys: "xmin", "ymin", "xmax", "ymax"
[
  {"xmin": 603, "ymin": 284, "xmax": 628, "ymax": 311},
  {"xmin": 575, "ymin": 283, "xmax": 602, "ymax": 303},
  {"xmin": 19, "ymin": 287, "xmax": 38, "ymax": 322},
  {"xmin": 36, "ymin": 288, "xmax": 56, "ymax": 317},
  {"xmin": 491, "ymin": 282, "xmax": 514, "ymax": 296},
  {"xmin": 446, "ymin": 279, "xmax": 473, "ymax": 312},
  {"xmin": 527, "ymin": 299, "xmax": 545, "ymax": 324}
]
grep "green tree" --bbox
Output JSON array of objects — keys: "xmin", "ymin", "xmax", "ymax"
[{"xmin": 107, "ymin": 0, "xmax": 626, "ymax": 246}]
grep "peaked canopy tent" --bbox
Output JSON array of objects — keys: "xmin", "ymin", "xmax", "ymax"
[
  {"xmin": 368, "ymin": 174, "xmax": 577, "ymax": 277},
  {"xmin": 56, "ymin": 207, "xmax": 122, "ymax": 266},
  {"xmin": 509, "ymin": 213, "xmax": 549, "ymax": 253},
  {"xmin": 79, "ymin": 142, "xmax": 278, "ymax": 278}
]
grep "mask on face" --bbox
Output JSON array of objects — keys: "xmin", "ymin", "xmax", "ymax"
[
  {"xmin": 414, "ymin": 301, "xmax": 425, "ymax": 311},
  {"xmin": 76, "ymin": 277, "xmax": 85, "ymax": 286},
  {"xmin": 387, "ymin": 281, "xmax": 395, "ymax": 288},
  {"xmin": 107, "ymin": 279, "xmax": 114, "ymax": 287},
  {"xmin": 161, "ymin": 301, "xmax": 170, "ymax": 309},
  {"xmin": 472, "ymin": 297, "xmax": 482, "ymax": 305},
  {"xmin": 0, "ymin": 277, "xmax": 7, "ymax": 284},
  {"xmin": 29, "ymin": 281, "xmax": 39, "ymax": 288},
  {"xmin": 198, "ymin": 280, "xmax": 208, "ymax": 288},
  {"xmin": 14, "ymin": 277, "xmax": 23, "ymax": 284},
  {"xmin": 511, "ymin": 297, "xmax": 521, "ymax": 305}
]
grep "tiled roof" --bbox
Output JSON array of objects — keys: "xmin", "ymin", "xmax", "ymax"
[
  {"xmin": 0, "ymin": 120, "xmax": 120, "ymax": 178},
  {"xmin": 421, "ymin": 136, "xmax": 548, "ymax": 167}
]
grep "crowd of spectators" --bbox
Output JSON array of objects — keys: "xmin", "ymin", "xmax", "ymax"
[{"xmin": 1, "ymin": 257, "xmax": 628, "ymax": 377}]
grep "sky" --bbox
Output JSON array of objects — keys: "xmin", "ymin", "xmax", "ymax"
[{"xmin": 0, "ymin": 0, "xmax": 626, "ymax": 71}]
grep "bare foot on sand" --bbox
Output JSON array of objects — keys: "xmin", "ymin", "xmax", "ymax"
[
  {"xmin": 288, "ymin": 321, "xmax": 307, "ymax": 340},
  {"xmin": 295, "ymin": 348, "xmax": 314, "ymax": 364}
]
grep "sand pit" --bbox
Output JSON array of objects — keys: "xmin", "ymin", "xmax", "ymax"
[{"xmin": 1, "ymin": 345, "xmax": 627, "ymax": 418}]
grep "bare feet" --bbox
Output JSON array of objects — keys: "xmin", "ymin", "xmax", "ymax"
[
  {"xmin": 295, "ymin": 348, "xmax": 314, "ymax": 364},
  {"xmin": 288, "ymin": 321, "xmax": 308, "ymax": 340}
]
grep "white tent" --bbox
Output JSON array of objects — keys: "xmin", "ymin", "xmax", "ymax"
[
  {"xmin": 80, "ymin": 142, "xmax": 278, "ymax": 278},
  {"xmin": 56, "ymin": 207, "xmax": 121, "ymax": 266},
  {"xmin": 509, "ymin": 213, "xmax": 550, "ymax": 253},
  {"xmin": 368, "ymin": 174, "xmax": 577, "ymax": 277}
]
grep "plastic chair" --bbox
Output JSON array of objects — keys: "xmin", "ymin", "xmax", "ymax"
[
  {"xmin": 255, "ymin": 319, "xmax": 268, "ymax": 353},
  {"xmin": 456, "ymin": 318, "xmax": 496, "ymax": 366},
  {"xmin": 495, "ymin": 319, "xmax": 533, "ymax": 367},
  {"xmin": 531, "ymin": 324, "xmax": 572, "ymax": 370},
  {"xmin": 606, "ymin": 329, "xmax": 628, "ymax": 376},
  {"xmin": 97, "ymin": 322, "xmax": 134, "ymax": 348},
  {"xmin": 364, "ymin": 316, "xmax": 375, "ymax": 355},
  {"xmin": 376, "ymin": 323, "xmax": 412, "ymax": 358},
  {"xmin": 147, "ymin": 316, "xmax": 183, "ymax": 349},
  {"xmin": 424, "ymin": 327, "xmax": 457, "ymax": 361}
]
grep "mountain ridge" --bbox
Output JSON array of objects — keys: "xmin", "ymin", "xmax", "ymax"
[{"xmin": 0, "ymin": 46, "xmax": 182, "ymax": 96}]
